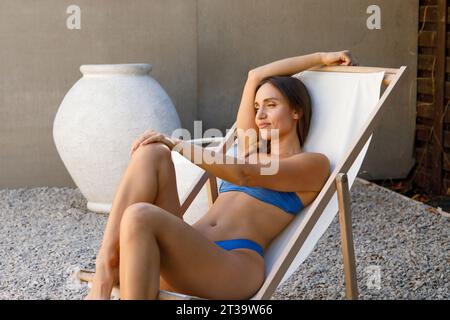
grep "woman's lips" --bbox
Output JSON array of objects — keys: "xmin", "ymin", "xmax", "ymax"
[{"xmin": 258, "ymin": 123, "xmax": 271, "ymax": 128}]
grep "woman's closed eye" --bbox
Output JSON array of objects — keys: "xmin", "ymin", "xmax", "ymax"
[{"xmin": 255, "ymin": 103, "xmax": 276, "ymax": 110}]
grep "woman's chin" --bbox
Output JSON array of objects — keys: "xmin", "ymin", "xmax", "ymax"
[{"xmin": 259, "ymin": 129, "xmax": 270, "ymax": 140}]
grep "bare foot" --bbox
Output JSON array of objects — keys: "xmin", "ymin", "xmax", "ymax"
[{"xmin": 84, "ymin": 264, "xmax": 119, "ymax": 300}]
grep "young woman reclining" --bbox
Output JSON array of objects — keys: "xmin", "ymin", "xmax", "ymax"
[{"xmin": 86, "ymin": 50, "xmax": 359, "ymax": 300}]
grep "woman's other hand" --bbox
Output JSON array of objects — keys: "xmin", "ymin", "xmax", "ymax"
[
  {"xmin": 129, "ymin": 129, "xmax": 180, "ymax": 157},
  {"xmin": 321, "ymin": 50, "xmax": 359, "ymax": 67}
]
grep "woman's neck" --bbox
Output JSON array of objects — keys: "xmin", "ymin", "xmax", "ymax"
[{"xmin": 270, "ymin": 131, "xmax": 302, "ymax": 158}]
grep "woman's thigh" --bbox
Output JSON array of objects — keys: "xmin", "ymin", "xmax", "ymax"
[
  {"xmin": 125, "ymin": 203, "xmax": 265, "ymax": 300},
  {"xmin": 131, "ymin": 143, "xmax": 185, "ymax": 291}
]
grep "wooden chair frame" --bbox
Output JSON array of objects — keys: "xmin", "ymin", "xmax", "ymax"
[{"xmin": 76, "ymin": 65, "xmax": 406, "ymax": 300}]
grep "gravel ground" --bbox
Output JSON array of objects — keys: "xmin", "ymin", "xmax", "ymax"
[{"xmin": 0, "ymin": 178, "xmax": 448, "ymax": 300}]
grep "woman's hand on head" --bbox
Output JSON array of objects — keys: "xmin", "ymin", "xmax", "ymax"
[
  {"xmin": 321, "ymin": 50, "xmax": 359, "ymax": 67},
  {"xmin": 129, "ymin": 129, "xmax": 181, "ymax": 157}
]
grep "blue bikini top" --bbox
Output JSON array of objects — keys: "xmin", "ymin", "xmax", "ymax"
[{"xmin": 218, "ymin": 144, "xmax": 304, "ymax": 215}]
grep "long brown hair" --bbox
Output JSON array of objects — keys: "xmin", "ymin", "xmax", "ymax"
[{"xmin": 255, "ymin": 76, "xmax": 312, "ymax": 153}]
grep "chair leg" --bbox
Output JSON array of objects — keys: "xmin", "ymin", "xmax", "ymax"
[
  {"xmin": 206, "ymin": 174, "xmax": 218, "ymax": 208},
  {"xmin": 335, "ymin": 173, "xmax": 359, "ymax": 300}
]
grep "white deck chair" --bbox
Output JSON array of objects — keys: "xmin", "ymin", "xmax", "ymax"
[{"xmin": 77, "ymin": 65, "xmax": 406, "ymax": 300}]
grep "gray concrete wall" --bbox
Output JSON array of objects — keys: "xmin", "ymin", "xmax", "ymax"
[
  {"xmin": 0, "ymin": 0, "xmax": 417, "ymax": 188},
  {"xmin": 0, "ymin": 0, "xmax": 197, "ymax": 188}
]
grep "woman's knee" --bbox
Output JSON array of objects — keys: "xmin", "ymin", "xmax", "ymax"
[
  {"xmin": 133, "ymin": 142, "xmax": 172, "ymax": 163},
  {"xmin": 120, "ymin": 203, "xmax": 164, "ymax": 241}
]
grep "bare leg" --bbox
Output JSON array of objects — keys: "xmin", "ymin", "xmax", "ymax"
[
  {"xmin": 119, "ymin": 204, "xmax": 161, "ymax": 299},
  {"xmin": 119, "ymin": 204, "xmax": 265, "ymax": 300},
  {"xmin": 86, "ymin": 142, "xmax": 181, "ymax": 299}
]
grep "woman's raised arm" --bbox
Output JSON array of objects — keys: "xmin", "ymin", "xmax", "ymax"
[
  {"xmin": 249, "ymin": 52, "xmax": 324, "ymax": 80},
  {"xmin": 235, "ymin": 50, "xmax": 358, "ymax": 157},
  {"xmin": 249, "ymin": 50, "xmax": 359, "ymax": 81},
  {"xmin": 236, "ymin": 52, "xmax": 323, "ymax": 156}
]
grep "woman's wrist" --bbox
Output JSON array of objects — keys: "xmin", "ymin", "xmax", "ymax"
[
  {"xmin": 170, "ymin": 137, "xmax": 182, "ymax": 151},
  {"xmin": 317, "ymin": 52, "xmax": 326, "ymax": 65}
]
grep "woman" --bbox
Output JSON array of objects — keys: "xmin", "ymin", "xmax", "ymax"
[{"xmin": 86, "ymin": 50, "xmax": 359, "ymax": 300}]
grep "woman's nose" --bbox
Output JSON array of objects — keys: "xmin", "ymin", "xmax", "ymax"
[{"xmin": 256, "ymin": 108, "xmax": 266, "ymax": 119}]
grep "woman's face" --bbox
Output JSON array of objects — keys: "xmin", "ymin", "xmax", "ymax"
[{"xmin": 254, "ymin": 83, "xmax": 300, "ymax": 141}]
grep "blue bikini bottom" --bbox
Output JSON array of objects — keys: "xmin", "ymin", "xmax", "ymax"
[{"xmin": 214, "ymin": 239, "xmax": 264, "ymax": 257}]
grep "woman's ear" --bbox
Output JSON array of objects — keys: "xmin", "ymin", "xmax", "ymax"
[{"xmin": 293, "ymin": 108, "xmax": 303, "ymax": 120}]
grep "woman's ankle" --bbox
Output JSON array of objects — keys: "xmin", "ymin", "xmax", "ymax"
[{"xmin": 97, "ymin": 246, "xmax": 119, "ymax": 267}]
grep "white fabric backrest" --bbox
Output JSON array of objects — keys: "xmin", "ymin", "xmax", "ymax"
[{"xmin": 263, "ymin": 70, "xmax": 385, "ymax": 286}]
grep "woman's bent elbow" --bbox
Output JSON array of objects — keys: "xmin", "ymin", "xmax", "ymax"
[{"xmin": 247, "ymin": 69, "xmax": 262, "ymax": 82}]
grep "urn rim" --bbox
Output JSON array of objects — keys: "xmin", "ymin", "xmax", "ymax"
[{"xmin": 80, "ymin": 63, "xmax": 152, "ymax": 76}]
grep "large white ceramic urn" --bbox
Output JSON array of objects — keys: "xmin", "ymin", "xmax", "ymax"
[{"xmin": 53, "ymin": 64, "xmax": 181, "ymax": 214}]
